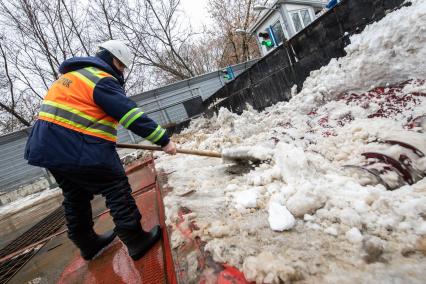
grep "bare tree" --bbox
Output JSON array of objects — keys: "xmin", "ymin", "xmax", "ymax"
[
  {"xmin": 207, "ymin": 0, "xmax": 260, "ymax": 67},
  {"xmin": 0, "ymin": 0, "xmax": 91, "ymax": 133},
  {"xmin": 89, "ymin": 0, "xmax": 121, "ymax": 41},
  {"xmin": 88, "ymin": 0, "xmax": 147, "ymax": 93},
  {"xmin": 0, "ymin": 40, "xmax": 31, "ymax": 127},
  {"xmin": 98, "ymin": 0, "xmax": 200, "ymax": 86}
]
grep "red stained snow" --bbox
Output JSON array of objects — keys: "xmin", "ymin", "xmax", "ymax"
[
  {"xmin": 306, "ymin": 80, "xmax": 425, "ymax": 137},
  {"xmin": 340, "ymin": 80, "xmax": 425, "ymax": 119}
]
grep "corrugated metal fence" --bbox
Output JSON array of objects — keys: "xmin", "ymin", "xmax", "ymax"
[{"xmin": 0, "ymin": 60, "xmax": 257, "ymax": 193}]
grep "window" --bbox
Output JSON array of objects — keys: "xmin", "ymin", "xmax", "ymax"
[
  {"xmin": 271, "ymin": 20, "xmax": 286, "ymax": 44},
  {"xmin": 300, "ymin": 10, "xmax": 312, "ymax": 27},
  {"xmin": 291, "ymin": 12, "xmax": 303, "ymax": 33},
  {"xmin": 291, "ymin": 9, "xmax": 312, "ymax": 33}
]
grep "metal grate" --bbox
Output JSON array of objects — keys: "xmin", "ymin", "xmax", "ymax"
[
  {"xmin": 141, "ymin": 241, "xmax": 166, "ymax": 283},
  {"xmin": 0, "ymin": 248, "xmax": 41, "ymax": 284},
  {"xmin": 133, "ymin": 188, "xmax": 167, "ymax": 283},
  {"xmin": 0, "ymin": 206, "xmax": 65, "ymax": 283}
]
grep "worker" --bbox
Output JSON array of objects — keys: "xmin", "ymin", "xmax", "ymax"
[{"xmin": 24, "ymin": 40, "xmax": 176, "ymax": 261}]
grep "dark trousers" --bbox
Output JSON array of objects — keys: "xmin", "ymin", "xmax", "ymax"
[{"xmin": 50, "ymin": 169, "xmax": 142, "ymax": 238}]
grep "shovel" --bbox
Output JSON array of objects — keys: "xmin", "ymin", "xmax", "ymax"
[{"xmin": 116, "ymin": 143, "xmax": 263, "ymax": 164}]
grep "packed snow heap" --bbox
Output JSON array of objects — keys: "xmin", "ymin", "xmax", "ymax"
[{"xmin": 156, "ymin": 1, "xmax": 426, "ymax": 283}]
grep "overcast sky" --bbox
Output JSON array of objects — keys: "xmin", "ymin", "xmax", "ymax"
[{"xmin": 180, "ymin": 0, "xmax": 212, "ymax": 29}]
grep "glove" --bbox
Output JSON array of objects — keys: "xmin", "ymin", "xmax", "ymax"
[{"xmin": 162, "ymin": 141, "xmax": 177, "ymax": 155}]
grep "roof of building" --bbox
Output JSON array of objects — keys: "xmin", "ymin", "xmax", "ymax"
[{"xmin": 248, "ymin": 0, "xmax": 325, "ymax": 34}]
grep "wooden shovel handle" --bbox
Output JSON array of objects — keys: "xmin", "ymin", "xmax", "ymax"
[{"xmin": 116, "ymin": 143, "xmax": 222, "ymax": 158}]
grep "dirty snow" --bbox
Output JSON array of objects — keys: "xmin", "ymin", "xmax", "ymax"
[
  {"xmin": 156, "ymin": 1, "xmax": 426, "ymax": 283},
  {"xmin": 0, "ymin": 187, "xmax": 60, "ymax": 218}
]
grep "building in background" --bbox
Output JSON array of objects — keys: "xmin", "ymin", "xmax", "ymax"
[{"xmin": 248, "ymin": 0, "xmax": 326, "ymax": 56}]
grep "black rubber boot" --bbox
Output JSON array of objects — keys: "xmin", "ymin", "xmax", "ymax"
[
  {"xmin": 71, "ymin": 230, "xmax": 117, "ymax": 260},
  {"xmin": 116, "ymin": 225, "xmax": 162, "ymax": 260}
]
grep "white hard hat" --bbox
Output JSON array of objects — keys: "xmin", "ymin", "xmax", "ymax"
[{"xmin": 98, "ymin": 40, "xmax": 132, "ymax": 68}]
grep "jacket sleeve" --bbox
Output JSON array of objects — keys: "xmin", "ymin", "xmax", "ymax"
[{"xmin": 93, "ymin": 78, "xmax": 170, "ymax": 147}]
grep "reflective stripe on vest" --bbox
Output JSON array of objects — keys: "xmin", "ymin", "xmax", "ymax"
[
  {"xmin": 119, "ymin": 108, "xmax": 166, "ymax": 143},
  {"xmin": 70, "ymin": 67, "xmax": 111, "ymax": 89},
  {"xmin": 38, "ymin": 67, "xmax": 118, "ymax": 142},
  {"xmin": 145, "ymin": 125, "xmax": 166, "ymax": 143},
  {"xmin": 39, "ymin": 100, "xmax": 117, "ymax": 139}
]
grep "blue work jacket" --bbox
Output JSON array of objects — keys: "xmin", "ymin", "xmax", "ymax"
[{"xmin": 24, "ymin": 56, "xmax": 169, "ymax": 174}]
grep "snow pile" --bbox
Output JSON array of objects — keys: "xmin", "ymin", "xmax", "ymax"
[
  {"xmin": 345, "ymin": 227, "xmax": 363, "ymax": 244},
  {"xmin": 243, "ymin": 252, "xmax": 300, "ymax": 283},
  {"xmin": 157, "ymin": 2, "xmax": 426, "ymax": 283},
  {"xmin": 0, "ymin": 187, "xmax": 61, "ymax": 218},
  {"xmin": 234, "ymin": 189, "xmax": 258, "ymax": 209},
  {"xmin": 268, "ymin": 201, "xmax": 295, "ymax": 231}
]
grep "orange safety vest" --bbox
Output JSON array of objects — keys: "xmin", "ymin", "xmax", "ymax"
[{"xmin": 38, "ymin": 67, "xmax": 119, "ymax": 142}]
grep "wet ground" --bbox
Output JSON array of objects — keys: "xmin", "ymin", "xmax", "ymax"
[
  {"xmin": 0, "ymin": 192, "xmax": 63, "ymax": 249},
  {"xmin": 5, "ymin": 195, "xmax": 110, "ymax": 284}
]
